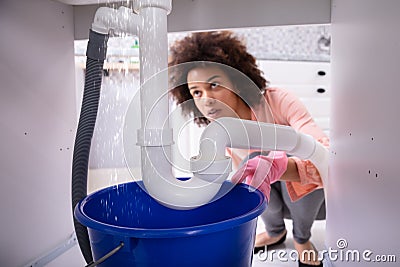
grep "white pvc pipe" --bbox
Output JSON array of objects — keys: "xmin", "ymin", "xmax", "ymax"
[
  {"xmin": 142, "ymin": 146, "xmax": 229, "ymax": 209},
  {"xmin": 138, "ymin": 115, "xmax": 328, "ymax": 209},
  {"xmin": 198, "ymin": 117, "xmax": 329, "ymax": 185},
  {"xmin": 133, "ymin": 0, "xmax": 232, "ymax": 210},
  {"xmin": 138, "ymin": 6, "xmax": 169, "ymax": 128}
]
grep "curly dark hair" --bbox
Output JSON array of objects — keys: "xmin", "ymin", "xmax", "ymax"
[{"xmin": 169, "ymin": 31, "xmax": 268, "ymax": 126}]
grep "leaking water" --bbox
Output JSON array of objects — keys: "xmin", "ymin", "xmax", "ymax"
[{"xmin": 75, "ymin": 19, "xmax": 144, "ymax": 221}]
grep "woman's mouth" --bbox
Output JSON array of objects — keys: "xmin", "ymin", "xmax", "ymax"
[{"xmin": 207, "ymin": 109, "xmax": 220, "ymax": 119}]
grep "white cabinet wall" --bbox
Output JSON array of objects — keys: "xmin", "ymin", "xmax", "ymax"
[
  {"xmin": 0, "ymin": 0, "xmax": 86, "ymax": 266},
  {"xmin": 257, "ymin": 60, "xmax": 331, "ymax": 135}
]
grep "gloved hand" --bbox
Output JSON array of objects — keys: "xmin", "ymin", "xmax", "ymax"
[{"xmin": 231, "ymin": 151, "xmax": 288, "ymax": 200}]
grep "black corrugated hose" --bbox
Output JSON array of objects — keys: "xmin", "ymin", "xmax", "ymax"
[{"xmin": 72, "ymin": 29, "xmax": 109, "ymax": 264}]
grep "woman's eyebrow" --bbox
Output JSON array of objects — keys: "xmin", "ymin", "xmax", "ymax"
[
  {"xmin": 206, "ymin": 75, "xmax": 221, "ymax": 83},
  {"xmin": 188, "ymin": 75, "xmax": 221, "ymax": 90}
]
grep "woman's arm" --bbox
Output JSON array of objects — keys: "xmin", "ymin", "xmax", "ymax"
[
  {"xmin": 280, "ymin": 158, "xmax": 300, "ymax": 182},
  {"xmin": 266, "ymin": 88, "xmax": 328, "ymax": 201}
]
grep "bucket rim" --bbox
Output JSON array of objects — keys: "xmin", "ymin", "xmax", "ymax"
[{"xmin": 74, "ymin": 181, "xmax": 267, "ymax": 238}]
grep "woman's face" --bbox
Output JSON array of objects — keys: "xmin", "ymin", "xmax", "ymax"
[{"xmin": 187, "ymin": 66, "xmax": 251, "ymax": 121}]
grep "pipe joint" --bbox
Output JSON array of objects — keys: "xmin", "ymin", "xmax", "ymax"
[
  {"xmin": 92, "ymin": 6, "xmax": 140, "ymax": 36},
  {"xmin": 190, "ymin": 156, "xmax": 232, "ymax": 180},
  {"xmin": 133, "ymin": 0, "xmax": 172, "ymax": 14},
  {"xmin": 86, "ymin": 30, "xmax": 109, "ymax": 61},
  {"xmin": 288, "ymin": 133, "xmax": 316, "ymax": 159},
  {"xmin": 137, "ymin": 128, "xmax": 174, "ymax": 146}
]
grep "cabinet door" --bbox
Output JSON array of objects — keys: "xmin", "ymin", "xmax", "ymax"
[{"xmin": 258, "ymin": 60, "xmax": 331, "ymax": 135}]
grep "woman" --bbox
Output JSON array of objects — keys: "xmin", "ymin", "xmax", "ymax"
[{"xmin": 169, "ymin": 31, "xmax": 327, "ymax": 267}]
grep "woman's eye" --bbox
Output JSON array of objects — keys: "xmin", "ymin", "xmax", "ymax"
[
  {"xmin": 191, "ymin": 90, "xmax": 202, "ymax": 97},
  {"xmin": 210, "ymin": 82, "xmax": 219, "ymax": 89}
]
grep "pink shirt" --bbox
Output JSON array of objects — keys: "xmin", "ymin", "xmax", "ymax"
[{"xmin": 228, "ymin": 87, "xmax": 329, "ymax": 201}]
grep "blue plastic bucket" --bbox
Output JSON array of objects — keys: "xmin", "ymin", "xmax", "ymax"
[{"xmin": 74, "ymin": 181, "xmax": 266, "ymax": 267}]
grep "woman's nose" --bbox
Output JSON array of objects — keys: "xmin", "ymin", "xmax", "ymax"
[
  {"xmin": 202, "ymin": 91, "xmax": 216, "ymax": 105},
  {"xmin": 206, "ymin": 98, "xmax": 216, "ymax": 105}
]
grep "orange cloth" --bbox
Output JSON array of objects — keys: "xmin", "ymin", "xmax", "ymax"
[{"xmin": 228, "ymin": 87, "xmax": 329, "ymax": 201}]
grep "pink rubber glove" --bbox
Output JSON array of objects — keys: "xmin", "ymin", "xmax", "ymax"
[{"xmin": 231, "ymin": 151, "xmax": 288, "ymax": 200}]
